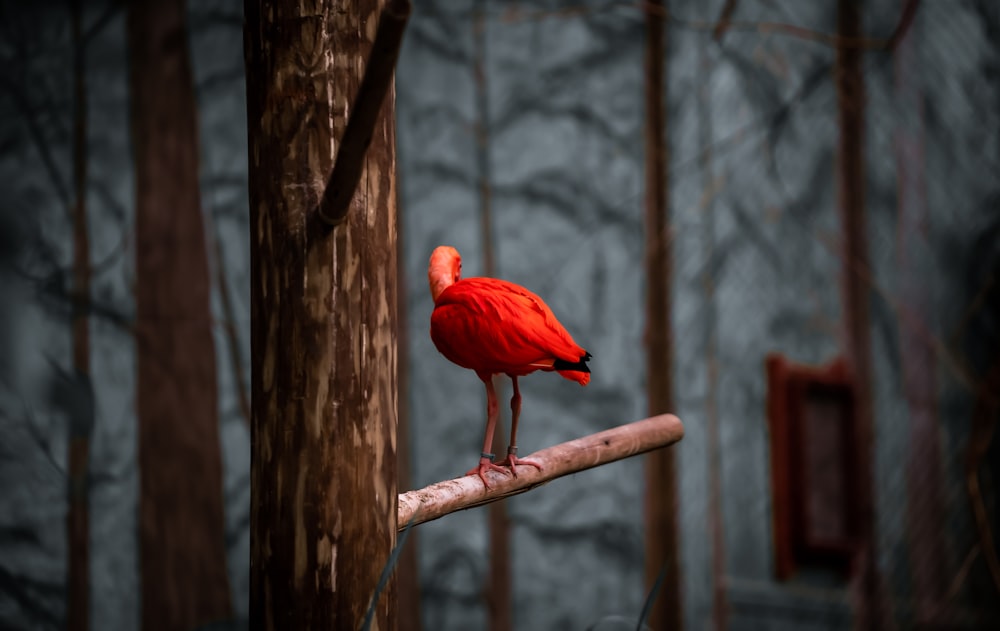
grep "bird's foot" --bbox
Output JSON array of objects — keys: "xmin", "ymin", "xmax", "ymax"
[
  {"xmin": 464, "ymin": 453, "xmax": 510, "ymax": 489},
  {"xmin": 497, "ymin": 446, "xmax": 543, "ymax": 478}
]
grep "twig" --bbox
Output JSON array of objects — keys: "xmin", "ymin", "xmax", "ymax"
[
  {"xmin": 397, "ymin": 415, "xmax": 684, "ymax": 530},
  {"xmin": 493, "ymin": 1, "xmax": 920, "ymax": 52},
  {"xmin": 885, "ymin": 0, "xmax": 921, "ymax": 51},
  {"xmin": 0, "ymin": 74, "xmax": 71, "ymax": 211},
  {"xmin": 314, "ymin": 0, "xmax": 411, "ymax": 228},
  {"xmin": 712, "ymin": 0, "xmax": 739, "ymax": 42},
  {"xmin": 210, "ymin": 221, "xmax": 250, "ymax": 426},
  {"xmin": 941, "ymin": 544, "xmax": 980, "ymax": 609},
  {"xmin": 686, "ymin": 0, "xmax": 920, "ymax": 51},
  {"xmin": 83, "ymin": 0, "xmax": 123, "ymax": 47}
]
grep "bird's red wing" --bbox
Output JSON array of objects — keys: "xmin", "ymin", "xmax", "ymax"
[{"xmin": 431, "ymin": 277, "xmax": 586, "ymax": 374}]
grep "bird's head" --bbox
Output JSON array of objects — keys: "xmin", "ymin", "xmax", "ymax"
[{"xmin": 428, "ymin": 245, "xmax": 462, "ymax": 303}]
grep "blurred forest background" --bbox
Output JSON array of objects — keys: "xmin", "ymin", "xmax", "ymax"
[{"xmin": 1, "ymin": 0, "xmax": 999, "ymax": 629}]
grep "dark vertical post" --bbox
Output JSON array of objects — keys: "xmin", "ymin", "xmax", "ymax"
[
  {"xmin": 835, "ymin": 0, "xmax": 881, "ymax": 628},
  {"xmin": 697, "ymin": 38, "xmax": 728, "ymax": 631},
  {"xmin": 67, "ymin": 0, "xmax": 91, "ymax": 628},
  {"xmin": 245, "ymin": 0, "xmax": 398, "ymax": 628},
  {"xmin": 643, "ymin": 1, "xmax": 682, "ymax": 629},
  {"xmin": 894, "ymin": 3, "xmax": 946, "ymax": 625}
]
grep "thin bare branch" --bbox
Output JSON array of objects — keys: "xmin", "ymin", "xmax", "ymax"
[
  {"xmin": 495, "ymin": 1, "xmax": 920, "ymax": 52},
  {"xmin": 211, "ymin": 224, "xmax": 250, "ymax": 427},
  {"xmin": 83, "ymin": 0, "xmax": 123, "ymax": 47},
  {"xmin": 397, "ymin": 415, "xmax": 684, "ymax": 530},
  {"xmin": 0, "ymin": 74, "xmax": 71, "ymax": 210},
  {"xmin": 712, "ymin": 0, "xmax": 739, "ymax": 41}
]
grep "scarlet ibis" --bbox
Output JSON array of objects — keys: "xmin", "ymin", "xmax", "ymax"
[{"xmin": 428, "ymin": 245, "xmax": 592, "ymax": 488}]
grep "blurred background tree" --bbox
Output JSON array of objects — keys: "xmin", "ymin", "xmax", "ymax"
[{"xmin": 127, "ymin": 0, "xmax": 233, "ymax": 628}]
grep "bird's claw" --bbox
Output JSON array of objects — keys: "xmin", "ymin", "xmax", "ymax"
[
  {"xmin": 497, "ymin": 455, "xmax": 543, "ymax": 478},
  {"xmin": 465, "ymin": 457, "xmax": 511, "ymax": 489}
]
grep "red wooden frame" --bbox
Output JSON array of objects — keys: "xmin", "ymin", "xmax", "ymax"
[{"xmin": 767, "ymin": 354, "xmax": 861, "ymax": 580}]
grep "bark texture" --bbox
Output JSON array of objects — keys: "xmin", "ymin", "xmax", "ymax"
[
  {"xmin": 127, "ymin": 0, "xmax": 233, "ymax": 628},
  {"xmin": 245, "ymin": 0, "xmax": 398, "ymax": 628},
  {"xmin": 398, "ymin": 415, "xmax": 685, "ymax": 528}
]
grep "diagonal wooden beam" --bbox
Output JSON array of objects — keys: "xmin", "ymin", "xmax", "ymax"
[
  {"xmin": 315, "ymin": 0, "xmax": 411, "ymax": 229},
  {"xmin": 397, "ymin": 415, "xmax": 684, "ymax": 530}
]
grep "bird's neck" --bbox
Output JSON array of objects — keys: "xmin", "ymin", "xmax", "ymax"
[{"xmin": 428, "ymin": 267, "xmax": 455, "ymax": 303}]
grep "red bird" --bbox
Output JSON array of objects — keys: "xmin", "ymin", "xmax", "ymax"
[{"xmin": 428, "ymin": 245, "xmax": 592, "ymax": 488}]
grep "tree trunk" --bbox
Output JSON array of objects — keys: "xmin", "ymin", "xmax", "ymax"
[
  {"xmin": 894, "ymin": 0, "xmax": 953, "ymax": 628},
  {"xmin": 697, "ymin": 33, "xmax": 728, "ymax": 631},
  {"xmin": 835, "ymin": 0, "xmax": 882, "ymax": 628},
  {"xmin": 67, "ymin": 0, "xmax": 91, "ymax": 628},
  {"xmin": 643, "ymin": 1, "xmax": 682, "ymax": 629},
  {"xmin": 244, "ymin": 0, "xmax": 398, "ymax": 628},
  {"xmin": 127, "ymin": 0, "xmax": 233, "ymax": 628},
  {"xmin": 894, "ymin": 4, "xmax": 948, "ymax": 624}
]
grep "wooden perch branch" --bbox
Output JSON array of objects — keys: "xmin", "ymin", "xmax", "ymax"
[
  {"xmin": 397, "ymin": 414, "xmax": 684, "ymax": 530},
  {"xmin": 314, "ymin": 0, "xmax": 411, "ymax": 228}
]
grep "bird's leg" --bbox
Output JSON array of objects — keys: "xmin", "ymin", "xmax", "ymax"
[
  {"xmin": 498, "ymin": 375, "xmax": 543, "ymax": 477},
  {"xmin": 464, "ymin": 373, "xmax": 510, "ymax": 488}
]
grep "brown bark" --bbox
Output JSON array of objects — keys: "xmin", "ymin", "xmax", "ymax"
[
  {"xmin": 245, "ymin": 0, "xmax": 398, "ymax": 628},
  {"xmin": 643, "ymin": 2, "xmax": 682, "ymax": 628},
  {"xmin": 67, "ymin": 1, "xmax": 91, "ymax": 629},
  {"xmin": 127, "ymin": 0, "xmax": 233, "ymax": 628},
  {"xmin": 835, "ymin": 0, "xmax": 882, "ymax": 627}
]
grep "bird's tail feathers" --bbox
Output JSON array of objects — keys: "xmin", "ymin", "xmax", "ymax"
[{"xmin": 557, "ymin": 369, "xmax": 591, "ymax": 386}]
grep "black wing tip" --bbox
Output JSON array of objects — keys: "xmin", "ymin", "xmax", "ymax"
[{"xmin": 554, "ymin": 350, "xmax": 592, "ymax": 373}]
